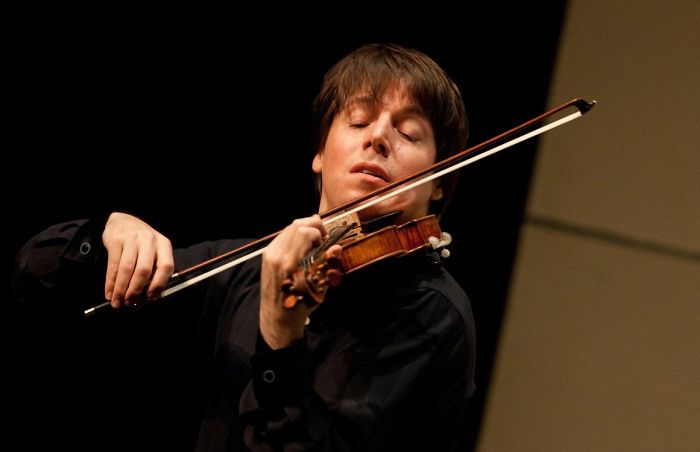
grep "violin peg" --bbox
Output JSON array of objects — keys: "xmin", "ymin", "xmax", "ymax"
[
  {"xmin": 283, "ymin": 294, "xmax": 303, "ymax": 309},
  {"xmin": 439, "ymin": 232, "xmax": 452, "ymax": 247},
  {"xmin": 428, "ymin": 236, "xmax": 440, "ymax": 249},
  {"xmin": 325, "ymin": 269, "xmax": 343, "ymax": 287},
  {"xmin": 281, "ymin": 278, "xmax": 295, "ymax": 293}
]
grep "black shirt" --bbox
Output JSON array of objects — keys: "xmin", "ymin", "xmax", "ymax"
[{"xmin": 12, "ymin": 218, "xmax": 476, "ymax": 451}]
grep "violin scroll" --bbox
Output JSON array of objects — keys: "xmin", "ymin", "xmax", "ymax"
[
  {"xmin": 280, "ymin": 220, "xmax": 356, "ymax": 309},
  {"xmin": 281, "ymin": 256, "xmax": 343, "ymax": 309}
]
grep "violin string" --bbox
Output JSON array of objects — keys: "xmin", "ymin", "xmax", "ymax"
[{"xmin": 301, "ymin": 222, "xmax": 358, "ymax": 268}]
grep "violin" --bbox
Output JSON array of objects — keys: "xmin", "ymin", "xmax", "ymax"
[
  {"xmin": 280, "ymin": 213, "xmax": 453, "ymax": 308},
  {"xmin": 84, "ymin": 98, "xmax": 595, "ymax": 317}
]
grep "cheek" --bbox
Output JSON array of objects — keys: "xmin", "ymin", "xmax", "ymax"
[
  {"xmin": 395, "ymin": 145, "xmax": 436, "ymax": 174},
  {"xmin": 323, "ymin": 132, "xmax": 354, "ymax": 167},
  {"xmin": 322, "ymin": 140, "xmax": 344, "ymax": 167}
]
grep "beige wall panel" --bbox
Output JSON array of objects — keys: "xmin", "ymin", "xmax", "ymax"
[
  {"xmin": 478, "ymin": 224, "xmax": 700, "ymax": 452},
  {"xmin": 528, "ymin": 0, "xmax": 700, "ymax": 252}
]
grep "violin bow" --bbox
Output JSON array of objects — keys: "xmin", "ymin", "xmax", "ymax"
[{"xmin": 85, "ymin": 98, "xmax": 596, "ymax": 316}]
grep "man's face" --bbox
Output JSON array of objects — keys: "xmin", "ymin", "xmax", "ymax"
[{"xmin": 313, "ymin": 87, "xmax": 442, "ymax": 224}]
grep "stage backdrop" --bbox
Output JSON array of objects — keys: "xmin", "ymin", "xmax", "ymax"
[
  {"xmin": 3, "ymin": 3, "xmax": 568, "ymax": 451},
  {"xmin": 479, "ymin": 1, "xmax": 700, "ymax": 451}
]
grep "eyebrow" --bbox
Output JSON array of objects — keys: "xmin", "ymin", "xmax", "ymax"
[{"xmin": 345, "ymin": 95, "xmax": 427, "ymax": 118}]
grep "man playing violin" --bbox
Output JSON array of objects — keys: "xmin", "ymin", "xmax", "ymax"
[{"xmin": 14, "ymin": 43, "xmax": 475, "ymax": 451}]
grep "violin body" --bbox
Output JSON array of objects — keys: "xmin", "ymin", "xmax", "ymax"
[{"xmin": 338, "ymin": 215, "xmax": 442, "ymax": 272}]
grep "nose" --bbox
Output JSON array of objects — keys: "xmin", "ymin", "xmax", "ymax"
[{"xmin": 363, "ymin": 114, "xmax": 392, "ymax": 157}]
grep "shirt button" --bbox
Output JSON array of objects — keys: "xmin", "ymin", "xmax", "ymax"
[
  {"xmin": 262, "ymin": 370, "xmax": 276, "ymax": 383},
  {"xmin": 79, "ymin": 241, "xmax": 92, "ymax": 255}
]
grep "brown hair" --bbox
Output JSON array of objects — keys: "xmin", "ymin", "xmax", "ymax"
[{"xmin": 312, "ymin": 43, "xmax": 469, "ymax": 217}]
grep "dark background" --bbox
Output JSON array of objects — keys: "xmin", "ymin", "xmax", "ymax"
[{"xmin": 3, "ymin": 3, "xmax": 568, "ymax": 451}]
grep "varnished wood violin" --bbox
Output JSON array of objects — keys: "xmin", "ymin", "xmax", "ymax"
[{"xmin": 280, "ymin": 213, "xmax": 453, "ymax": 308}]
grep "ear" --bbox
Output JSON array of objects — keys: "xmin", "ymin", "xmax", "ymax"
[
  {"xmin": 430, "ymin": 181, "xmax": 443, "ymax": 201},
  {"xmin": 312, "ymin": 152, "xmax": 323, "ymax": 174}
]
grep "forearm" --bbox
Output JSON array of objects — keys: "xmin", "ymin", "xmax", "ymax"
[{"xmin": 13, "ymin": 218, "xmax": 105, "ymax": 318}]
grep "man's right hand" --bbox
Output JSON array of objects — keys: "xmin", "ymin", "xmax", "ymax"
[{"xmin": 102, "ymin": 212, "xmax": 174, "ymax": 309}]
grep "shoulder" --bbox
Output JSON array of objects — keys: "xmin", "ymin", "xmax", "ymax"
[
  {"xmin": 412, "ymin": 267, "xmax": 476, "ymax": 389},
  {"xmin": 400, "ymin": 266, "xmax": 476, "ymax": 364},
  {"xmin": 414, "ymin": 266, "xmax": 473, "ymax": 327}
]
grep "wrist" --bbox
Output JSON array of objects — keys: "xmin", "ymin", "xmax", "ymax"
[{"xmin": 259, "ymin": 306, "xmax": 305, "ymax": 349}]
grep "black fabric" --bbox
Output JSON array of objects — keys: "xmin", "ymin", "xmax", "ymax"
[{"xmin": 12, "ymin": 218, "xmax": 476, "ymax": 451}]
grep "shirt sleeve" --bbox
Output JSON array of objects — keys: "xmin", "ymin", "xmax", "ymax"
[
  {"xmin": 237, "ymin": 286, "xmax": 475, "ymax": 451},
  {"xmin": 13, "ymin": 218, "xmax": 105, "ymax": 319},
  {"xmin": 239, "ymin": 334, "xmax": 337, "ymax": 450}
]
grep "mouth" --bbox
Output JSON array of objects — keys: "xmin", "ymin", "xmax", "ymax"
[{"xmin": 350, "ymin": 163, "xmax": 390, "ymax": 183}]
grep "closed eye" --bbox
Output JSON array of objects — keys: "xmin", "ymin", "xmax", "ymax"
[{"xmin": 398, "ymin": 130, "xmax": 418, "ymax": 142}]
